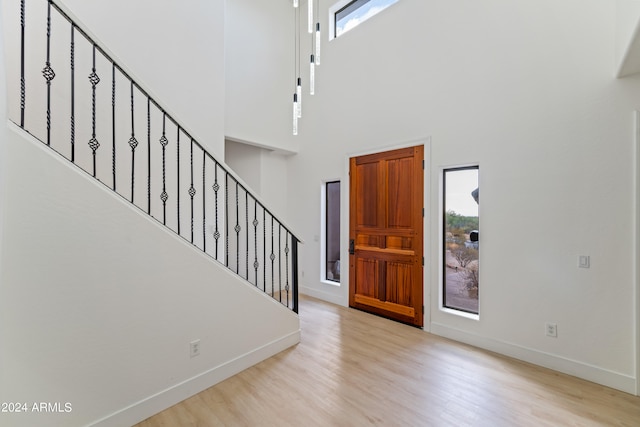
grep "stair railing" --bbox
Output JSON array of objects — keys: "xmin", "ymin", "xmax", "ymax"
[{"xmin": 10, "ymin": 0, "xmax": 299, "ymax": 312}]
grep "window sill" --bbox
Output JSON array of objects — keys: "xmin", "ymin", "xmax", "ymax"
[{"xmin": 440, "ymin": 307, "xmax": 479, "ymax": 321}]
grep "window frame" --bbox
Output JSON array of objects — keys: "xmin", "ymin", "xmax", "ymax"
[
  {"xmin": 329, "ymin": 0, "xmax": 400, "ymax": 40},
  {"xmin": 441, "ymin": 165, "xmax": 480, "ymax": 317},
  {"xmin": 321, "ymin": 180, "xmax": 341, "ymax": 285}
]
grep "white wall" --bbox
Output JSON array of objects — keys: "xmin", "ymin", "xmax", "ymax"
[
  {"xmin": 227, "ymin": 0, "xmax": 640, "ymax": 393},
  {"xmin": 0, "ymin": 125, "xmax": 300, "ymax": 427},
  {"xmin": 225, "ymin": 0, "xmax": 302, "ymax": 153},
  {"xmin": 47, "ymin": 0, "xmax": 226, "ymax": 158}
]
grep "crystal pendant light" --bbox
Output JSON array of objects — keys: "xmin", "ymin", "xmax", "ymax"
[
  {"xmin": 293, "ymin": 0, "xmax": 298, "ymax": 7},
  {"xmin": 308, "ymin": 0, "xmax": 313, "ymax": 33}
]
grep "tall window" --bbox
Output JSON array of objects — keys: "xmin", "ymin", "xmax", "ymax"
[
  {"xmin": 325, "ymin": 181, "xmax": 341, "ymax": 282},
  {"xmin": 330, "ymin": 0, "xmax": 400, "ymax": 39},
  {"xmin": 443, "ymin": 167, "xmax": 479, "ymax": 315}
]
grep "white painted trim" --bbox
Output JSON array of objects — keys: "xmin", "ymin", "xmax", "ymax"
[
  {"xmin": 88, "ymin": 330, "xmax": 301, "ymax": 427},
  {"xmin": 431, "ymin": 322, "xmax": 637, "ymax": 394}
]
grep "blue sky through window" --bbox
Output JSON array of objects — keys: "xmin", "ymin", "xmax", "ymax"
[{"xmin": 335, "ymin": 0, "xmax": 399, "ymax": 37}]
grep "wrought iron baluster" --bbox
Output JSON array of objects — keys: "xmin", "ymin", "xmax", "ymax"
[
  {"xmin": 111, "ymin": 62, "xmax": 116, "ymax": 190},
  {"xmin": 253, "ymin": 200, "xmax": 259, "ymax": 286},
  {"xmin": 235, "ymin": 181, "xmax": 240, "ymax": 274},
  {"xmin": 285, "ymin": 232, "xmax": 290, "ymax": 308},
  {"xmin": 291, "ymin": 238, "xmax": 299, "ymax": 313},
  {"xmin": 271, "ymin": 216, "xmax": 275, "ymax": 297},
  {"xmin": 70, "ymin": 23, "xmax": 75, "ymax": 162},
  {"xmin": 189, "ymin": 139, "xmax": 196, "ymax": 243},
  {"xmin": 225, "ymin": 172, "xmax": 229, "ymax": 267},
  {"xmin": 202, "ymin": 150, "xmax": 206, "ymax": 252},
  {"xmin": 88, "ymin": 45, "xmax": 100, "ymax": 177},
  {"xmin": 42, "ymin": 0, "xmax": 55, "ymax": 146},
  {"xmin": 176, "ymin": 127, "xmax": 180, "ymax": 235},
  {"xmin": 245, "ymin": 191, "xmax": 249, "ymax": 280},
  {"xmin": 213, "ymin": 163, "xmax": 220, "ymax": 259},
  {"xmin": 278, "ymin": 224, "xmax": 282, "ymax": 302},
  {"xmin": 128, "ymin": 82, "xmax": 138, "ymax": 201},
  {"xmin": 20, "ymin": 0, "xmax": 25, "ymax": 128},
  {"xmin": 159, "ymin": 113, "xmax": 168, "ymax": 224},
  {"xmin": 263, "ymin": 208, "xmax": 266, "ymax": 292},
  {"xmin": 147, "ymin": 97, "xmax": 151, "ymax": 215}
]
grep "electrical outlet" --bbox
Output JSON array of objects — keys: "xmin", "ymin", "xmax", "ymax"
[
  {"xmin": 545, "ymin": 323, "xmax": 558, "ymax": 338},
  {"xmin": 190, "ymin": 339, "xmax": 201, "ymax": 358}
]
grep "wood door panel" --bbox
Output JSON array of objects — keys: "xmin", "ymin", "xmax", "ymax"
[
  {"xmin": 355, "ymin": 258, "xmax": 378, "ymax": 299},
  {"xmin": 387, "ymin": 157, "xmax": 414, "ymax": 229},
  {"xmin": 355, "ymin": 162, "xmax": 380, "ymax": 227},
  {"xmin": 349, "ymin": 145, "xmax": 424, "ymax": 327},
  {"xmin": 385, "ymin": 261, "xmax": 413, "ymax": 306}
]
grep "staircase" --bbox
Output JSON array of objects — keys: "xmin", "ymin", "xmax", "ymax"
[
  {"xmin": 0, "ymin": 1, "xmax": 301, "ymax": 426},
  {"xmin": 12, "ymin": 0, "xmax": 299, "ymax": 312}
]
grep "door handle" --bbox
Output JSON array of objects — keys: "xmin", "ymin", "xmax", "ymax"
[{"xmin": 349, "ymin": 239, "xmax": 355, "ymax": 255}]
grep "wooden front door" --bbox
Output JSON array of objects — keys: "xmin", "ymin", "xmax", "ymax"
[{"xmin": 349, "ymin": 145, "xmax": 424, "ymax": 327}]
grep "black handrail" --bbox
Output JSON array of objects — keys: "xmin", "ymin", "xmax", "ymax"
[{"xmin": 14, "ymin": 0, "xmax": 299, "ymax": 312}]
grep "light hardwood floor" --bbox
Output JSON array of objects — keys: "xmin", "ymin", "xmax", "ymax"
[{"xmin": 136, "ymin": 296, "xmax": 640, "ymax": 426}]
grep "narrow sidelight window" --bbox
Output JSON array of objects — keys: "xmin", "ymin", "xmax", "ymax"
[
  {"xmin": 325, "ymin": 181, "xmax": 341, "ymax": 282},
  {"xmin": 443, "ymin": 167, "xmax": 479, "ymax": 314}
]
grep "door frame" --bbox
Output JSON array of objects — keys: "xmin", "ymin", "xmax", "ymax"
[{"xmin": 341, "ymin": 138, "xmax": 432, "ymax": 331}]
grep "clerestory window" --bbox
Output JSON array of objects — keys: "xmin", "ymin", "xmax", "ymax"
[{"xmin": 330, "ymin": 0, "xmax": 400, "ymax": 39}]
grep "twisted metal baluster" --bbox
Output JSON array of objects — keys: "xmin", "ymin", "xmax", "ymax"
[
  {"xmin": 278, "ymin": 224, "xmax": 282, "ymax": 302},
  {"xmin": 189, "ymin": 139, "xmax": 196, "ymax": 244},
  {"xmin": 88, "ymin": 45, "xmax": 100, "ymax": 177},
  {"xmin": 20, "ymin": 0, "xmax": 25, "ymax": 128},
  {"xmin": 176, "ymin": 127, "xmax": 181, "ymax": 235},
  {"xmin": 42, "ymin": 0, "xmax": 55, "ymax": 146},
  {"xmin": 70, "ymin": 23, "xmax": 75, "ymax": 162},
  {"xmin": 213, "ymin": 163, "xmax": 220, "ymax": 259},
  {"xmin": 147, "ymin": 97, "xmax": 151, "ymax": 215},
  {"xmin": 245, "ymin": 192, "xmax": 249, "ymax": 280},
  {"xmin": 225, "ymin": 172, "xmax": 229, "ymax": 267},
  {"xmin": 159, "ymin": 113, "xmax": 169, "ymax": 224},
  {"xmin": 202, "ymin": 150, "xmax": 207, "ymax": 252},
  {"xmin": 253, "ymin": 200, "xmax": 259, "ymax": 286},
  {"xmin": 128, "ymin": 82, "xmax": 138, "ymax": 202},
  {"xmin": 111, "ymin": 63, "xmax": 116, "ymax": 190},
  {"xmin": 271, "ymin": 216, "xmax": 275, "ymax": 297},
  {"xmin": 235, "ymin": 181, "xmax": 240, "ymax": 274},
  {"xmin": 285, "ymin": 232, "xmax": 290, "ymax": 308},
  {"xmin": 263, "ymin": 209, "xmax": 266, "ymax": 292}
]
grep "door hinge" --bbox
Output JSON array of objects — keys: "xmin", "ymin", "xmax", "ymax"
[
  {"xmin": 422, "ymin": 207, "xmax": 424, "ymax": 217},
  {"xmin": 422, "ymin": 305, "xmax": 425, "ymax": 313},
  {"xmin": 422, "ymin": 257, "xmax": 424, "ymax": 266},
  {"xmin": 422, "ymin": 159, "xmax": 425, "ymax": 169}
]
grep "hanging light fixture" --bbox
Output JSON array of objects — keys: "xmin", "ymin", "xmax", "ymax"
[
  {"xmin": 293, "ymin": 0, "xmax": 298, "ymax": 7},
  {"xmin": 315, "ymin": 23, "xmax": 321, "ymax": 65},
  {"xmin": 310, "ymin": 54, "xmax": 315, "ymax": 95},
  {"xmin": 297, "ymin": 77, "xmax": 302, "ymax": 118},
  {"xmin": 293, "ymin": 93, "xmax": 298, "ymax": 135},
  {"xmin": 308, "ymin": 0, "xmax": 314, "ymax": 33}
]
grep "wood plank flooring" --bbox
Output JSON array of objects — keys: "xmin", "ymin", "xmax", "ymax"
[{"xmin": 135, "ymin": 295, "xmax": 640, "ymax": 426}]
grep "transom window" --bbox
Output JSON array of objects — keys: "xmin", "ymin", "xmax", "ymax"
[{"xmin": 330, "ymin": 0, "xmax": 400, "ymax": 39}]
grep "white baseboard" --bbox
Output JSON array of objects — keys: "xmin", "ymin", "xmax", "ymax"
[
  {"xmin": 89, "ymin": 330, "xmax": 301, "ymax": 427},
  {"xmin": 431, "ymin": 322, "xmax": 636, "ymax": 395},
  {"xmin": 300, "ymin": 285, "xmax": 347, "ymax": 306}
]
